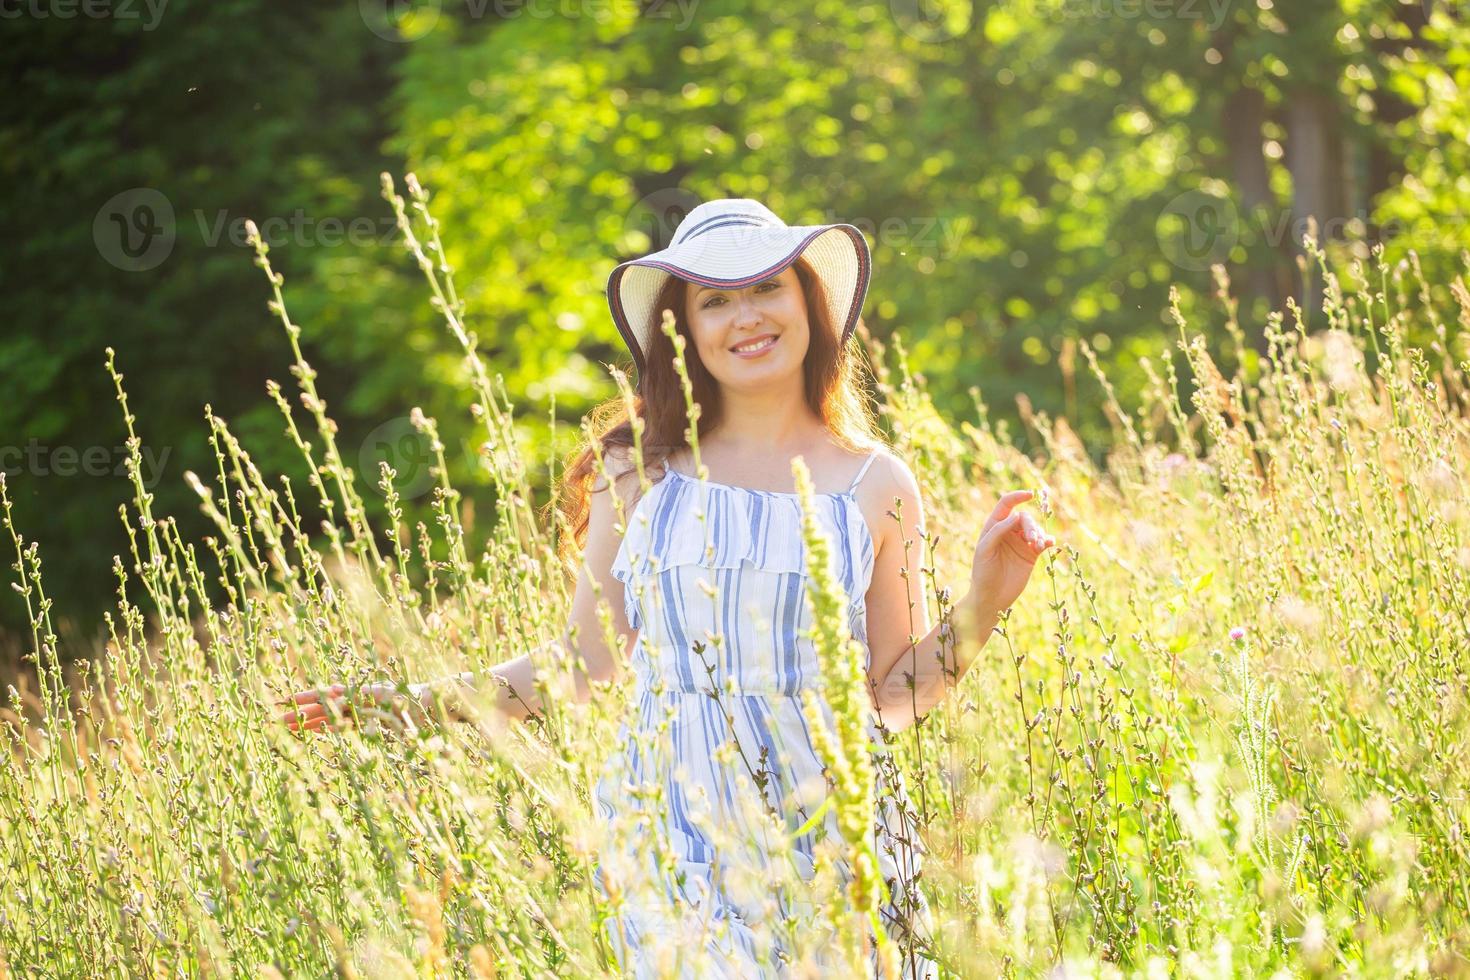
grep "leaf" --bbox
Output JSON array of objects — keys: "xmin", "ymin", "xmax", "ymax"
[{"xmin": 792, "ymin": 795, "xmax": 833, "ymax": 837}]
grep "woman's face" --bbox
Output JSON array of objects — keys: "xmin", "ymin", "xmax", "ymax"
[{"xmin": 684, "ymin": 265, "xmax": 809, "ymax": 392}]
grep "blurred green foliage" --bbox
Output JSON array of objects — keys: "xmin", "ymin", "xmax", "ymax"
[{"xmin": 1, "ymin": 0, "xmax": 1465, "ymax": 647}]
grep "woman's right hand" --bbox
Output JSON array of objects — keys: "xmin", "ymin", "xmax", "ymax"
[
  {"xmin": 277, "ymin": 680, "xmax": 431, "ymax": 733},
  {"xmin": 967, "ymin": 489, "xmax": 1054, "ymax": 614}
]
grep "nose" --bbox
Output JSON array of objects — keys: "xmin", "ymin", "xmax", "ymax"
[{"xmin": 731, "ymin": 289, "xmax": 762, "ymax": 329}]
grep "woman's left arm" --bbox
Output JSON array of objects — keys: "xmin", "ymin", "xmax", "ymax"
[{"xmin": 863, "ymin": 458, "xmax": 1053, "ymax": 732}]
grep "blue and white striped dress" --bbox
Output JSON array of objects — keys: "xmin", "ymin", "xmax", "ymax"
[{"xmin": 592, "ymin": 448, "xmax": 939, "ymax": 978}]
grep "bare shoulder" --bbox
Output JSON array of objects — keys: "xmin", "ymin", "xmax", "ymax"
[
  {"xmin": 854, "ymin": 447, "xmax": 926, "ymax": 551},
  {"xmin": 592, "ymin": 443, "xmax": 668, "ymax": 513},
  {"xmin": 862, "ymin": 446, "xmax": 922, "ymax": 501}
]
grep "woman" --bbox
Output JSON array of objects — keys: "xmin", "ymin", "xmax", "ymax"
[{"xmin": 282, "ymin": 198, "xmax": 1054, "ymax": 976}]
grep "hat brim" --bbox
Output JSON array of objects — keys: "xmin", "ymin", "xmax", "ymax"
[{"xmin": 606, "ymin": 224, "xmax": 871, "ymax": 380}]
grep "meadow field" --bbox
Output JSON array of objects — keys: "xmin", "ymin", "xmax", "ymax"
[{"xmin": 1, "ymin": 177, "xmax": 1467, "ymax": 977}]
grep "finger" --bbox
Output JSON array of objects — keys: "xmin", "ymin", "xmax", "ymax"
[
  {"xmin": 987, "ymin": 493, "xmax": 1034, "ymax": 531},
  {"xmin": 984, "ymin": 490, "xmax": 1034, "ymax": 530},
  {"xmin": 1020, "ymin": 517, "xmax": 1045, "ymax": 550},
  {"xmin": 283, "ymin": 694, "xmax": 353, "ymax": 731},
  {"xmin": 1021, "ymin": 512, "xmax": 1055, "ymax": 548},
  {"xmin": 1001, "ymin": 513, "xmax": 1041, "ymax": 558},
  {"xmin": 282, "ymin": 702, "xmax": 329, "ymax": 730},
  {"xmin": 1021, "ymin": 514, "xmax": 1044, "ymax": 546},
  {"xmin": 280, "ymin": 683, "xmax": 346, "ymax": 708},
  {"xmin": 1017, "ymin": 520, "xmax": 1038, "ymax": 550},
  {"xmin": 297, "ymin": 712, "xmax": 335, "ymax": 733},
  {"xmin": 1028, "ymin": 530, "xmax": 1052, "ymax": 553},
  {"xmin": 981, "ymin": 512, "xmax": 1025, "ymax": 552}
]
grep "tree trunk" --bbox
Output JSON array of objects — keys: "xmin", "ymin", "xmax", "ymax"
[
  {"xmin": 1221, "ymin": 84, "xmax": 1286, "ymax": 333},
  {"xmin": 1285, "ymin": 85, "xmax": 1348, "ymax": 325}
]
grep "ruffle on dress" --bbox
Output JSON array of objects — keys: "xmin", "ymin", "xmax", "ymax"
[{"xmin": 610, "ymin": 468, "xmax": 875, "ymax": 635}]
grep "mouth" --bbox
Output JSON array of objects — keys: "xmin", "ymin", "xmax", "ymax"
[{"xmin": 729, "ymin": 333, "xmax": 779, "ymax": 357}]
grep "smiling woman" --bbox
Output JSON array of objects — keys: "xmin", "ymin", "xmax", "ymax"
[
  {"xmin": 573, "ymin": 200, "xmax": 954, "ymax": 976},
  {"xmin": 282, "ymin": 197, "xmax": 1054, "ymax": 978},
  {"xmin": 563, "ymin": 198, "xmax": 1048, "ymax": 976}
]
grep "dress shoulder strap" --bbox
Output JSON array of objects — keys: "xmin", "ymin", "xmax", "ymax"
[{"xmin": 845, "ymin": 448, "xmax": 882, "ymax": 494}]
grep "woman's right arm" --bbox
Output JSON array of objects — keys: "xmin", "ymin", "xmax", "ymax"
[{"xmin": 281, "ymin": 454, "xmax": 641, "ymax": 731}]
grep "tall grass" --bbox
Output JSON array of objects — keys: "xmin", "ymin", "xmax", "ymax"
[{"xmin": 0, "ymin": 175, "xmax": 1467, "ymax": 977}]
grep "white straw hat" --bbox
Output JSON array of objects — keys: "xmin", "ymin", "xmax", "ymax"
[{"xmin": 606, "ymin": 198, "xmax": 872, "ymax": 378}]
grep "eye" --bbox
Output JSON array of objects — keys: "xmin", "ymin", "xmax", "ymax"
[{"xmin": 700, "ymin": 279, "xmax": 782, "ymax": 309}]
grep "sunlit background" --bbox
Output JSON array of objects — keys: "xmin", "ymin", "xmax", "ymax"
[{"xmin": 2, "ymin": 0, "xmax": 1465, "ymax": 654}]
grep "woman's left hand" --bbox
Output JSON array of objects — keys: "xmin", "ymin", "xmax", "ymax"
[
  {"xmin": 276, "ymin": 680, "xmax": 431, "ymax": 733},
  {"xmin": 967, "ymin": 489, "xmax": 1055, "ymax": 614}
]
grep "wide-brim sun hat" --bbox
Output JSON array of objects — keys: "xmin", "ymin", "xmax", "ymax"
[{"xmin": 606, "ymin": 198, "xmax": 871, "ymax": 380}]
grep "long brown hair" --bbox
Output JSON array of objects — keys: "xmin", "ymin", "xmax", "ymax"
[{"xmin": 547, "ymin": 254, "xmax": 885, "ymax": 578}]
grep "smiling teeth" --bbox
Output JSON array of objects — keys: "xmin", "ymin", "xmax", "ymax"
[{"xmin": 733, "ymin": 337, "xmax": 775, "ymax": 353}]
